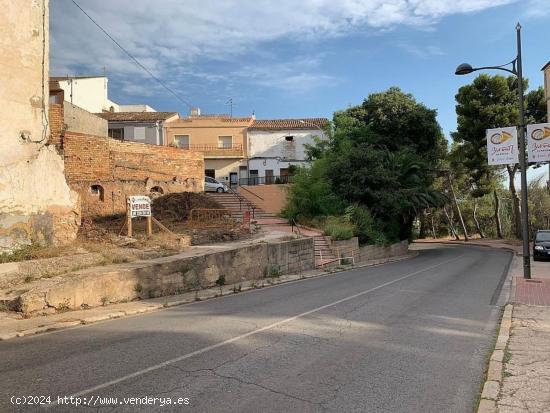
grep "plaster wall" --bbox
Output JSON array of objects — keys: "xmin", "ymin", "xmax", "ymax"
[
  {"xmin": 248, "ymin": 129, "xmax": 324, "ymax": 160},
  {"xmin": 544, "ymin": 66, "xmax": 550, "ymax": 120},
  {"xmin": 0, "ymin": 0, "xmax": 79, "ymax": 251},
  {"xmin": 63, "ymin": 101, "xmax": 107, "ymax": 136},
  {"xmin": 57, "ymin": 77, "xmax": 116, "ymax": 113}
]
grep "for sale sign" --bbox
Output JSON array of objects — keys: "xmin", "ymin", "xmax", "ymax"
[
  {"xmin": 527, "ymin": 123, "xmax": 550, "ymax": 162},
  {"xmin": 486, "ymin": 127, "xmax": 519, "ymax": 165},
  {"xmin": 128, "ymin": 196, "xmax": 151, "ymax": 218}
]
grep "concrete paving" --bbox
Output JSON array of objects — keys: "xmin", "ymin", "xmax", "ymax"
[{"xmin": 0, "ymin": 244, "xmax": 512, "ymax": 412}]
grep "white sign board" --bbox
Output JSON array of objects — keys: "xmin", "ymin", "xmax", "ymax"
[
  {"xmin": 486, "ymin": 127, "xmax": 519, "ymax": 165},
  {"xmin": 527, "ymin": 123, "xmax": 550, "ymax": 162},
  {"xmin": 127, "ymin": 196, "xmax": 151, "ymax": 218}
]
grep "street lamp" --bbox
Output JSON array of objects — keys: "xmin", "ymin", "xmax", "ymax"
[{"xmin": 455, "ymin": 23, "xmax": 531, "ymax": 279}]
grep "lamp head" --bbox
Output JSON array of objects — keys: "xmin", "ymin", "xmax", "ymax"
[{"xmin": 455, "ymin": 63, "xmax": 474, "ymax": 75}]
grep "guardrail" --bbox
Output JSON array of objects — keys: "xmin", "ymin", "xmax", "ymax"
[{"xmin": 239, "ymin": 175, "xmax": 293, "ymax": 186}]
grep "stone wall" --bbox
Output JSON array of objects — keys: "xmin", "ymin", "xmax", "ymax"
[
  {"xmin": 16, "ymin": 237, "xmax": 315, "ymax": 313},
  {"xmin": 63, "ymin": 132, "xmax": 205, "ymax": 217},
  {"xmin": 358, "ymin": 240, "xmax": 409, "ymax": 262},
  {"xmin": 0, "ymin": 0, "xmax": 79, "ymax": 252}
]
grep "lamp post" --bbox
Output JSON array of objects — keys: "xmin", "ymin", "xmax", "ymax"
[
  {"xmin": 455, "ymin": 23, "xmax": 531, "ymax": 279},
  {"xmin": 298, "ymin": 119, "xmax": 326, "ymax": 136}
]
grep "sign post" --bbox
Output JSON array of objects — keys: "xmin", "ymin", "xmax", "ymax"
[
  {"xmin": 126, "ymin": 196, "xmax": 152, "ymax": 237},
  {"xmin": 527, "ymin": 123, "xmax": 550, "ymax": 162},
  {"xmin": 486, "ymin": 126, "xmax": 519, "ymax": 165}
]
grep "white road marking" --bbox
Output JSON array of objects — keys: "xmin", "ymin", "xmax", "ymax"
[{"xmin": 47, "ymin": 253, "xmax": 464, "ymax": 407}]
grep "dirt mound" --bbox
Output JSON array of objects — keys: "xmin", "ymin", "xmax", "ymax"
[{"xmin": 152, "ymin": 192, "xmax": 223, "ymax": 222}]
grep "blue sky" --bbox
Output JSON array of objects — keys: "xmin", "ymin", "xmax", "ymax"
[{"xmin": 51, "ymin": 0, "xmax": 549, "ymax": 141}]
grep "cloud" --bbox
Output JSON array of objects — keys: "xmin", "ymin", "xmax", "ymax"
[{"xmin": 50, "ymin": 0, "xmax": 517, "ymax": 104}]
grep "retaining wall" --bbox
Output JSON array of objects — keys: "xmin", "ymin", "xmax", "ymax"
[{"xmin": 15, "ymin": 237, "xmax": 314, "ymax": 314}]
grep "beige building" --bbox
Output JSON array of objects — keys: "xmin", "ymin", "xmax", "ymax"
[
  {"xmin": 164, "ymin": 115, "xmax": 254, "ymax": 187},
  {"xmin": 0, "ymin": 0, "xmax": 79, "ymax": 251}
]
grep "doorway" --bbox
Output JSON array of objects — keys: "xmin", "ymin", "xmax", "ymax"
[{"xmin": 229, "ymin": 172, "xmax": 238, "ymax": 188}]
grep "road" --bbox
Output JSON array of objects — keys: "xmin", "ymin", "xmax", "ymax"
[{"xmin": 0, "ymin": 244, "xmax": 512, "ymax": 412}]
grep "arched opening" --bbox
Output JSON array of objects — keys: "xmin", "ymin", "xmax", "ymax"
[
  {"xmin": 150, "ymin": 186, "xmax": 164, "ymax": 199},
  {"xmin": 90, "ymin": 184, "xmax": 104, "ymax": 202}
]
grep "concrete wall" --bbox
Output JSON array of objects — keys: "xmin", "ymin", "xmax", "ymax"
[
  {"xmin": 16, "ymin": 237, "xmax": 315, "ymax": 313},
  {"xmin": 330, "ymin": 238, "xmax": 409, "ymax": 263},
  {"xmin": 109, "ymin": 121, "xmax": 163, "ymax": 145},
  {"xmin": 0, "ymin": 0, "xmax": 79, "ymax": 252},
  {"xmin": 64, "ymin": 132, "xmax": 204, "ymax": 217},
  {"xmin": 248, "ymin": 129, "xmax": 323, "ymax": 160},
  {"xmin": 63, "ymin": 101, "xmax": 107, "ymax": 136},
  {"xmin": 237, "ymin": 185, "xmax": 288, "ymax": 214}
]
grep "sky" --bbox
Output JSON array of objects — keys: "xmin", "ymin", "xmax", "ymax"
[{"xmin": 50, "ymin": 1, "xmax": 549, "ymax": 147}]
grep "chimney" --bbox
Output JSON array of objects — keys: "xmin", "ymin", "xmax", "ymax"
[{"xmin": 190, "ymin": 107, "xmax": 201, "ymax": 117}]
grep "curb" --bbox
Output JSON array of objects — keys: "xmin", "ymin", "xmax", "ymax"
[
  {"xmin": 477, "ymin": 304, "xmax": 513, "ymax": 413},
  {"xmin": 0, "ymin": 252, "xmax": 417, "ymax": 341},
  {"xmin": 414, "ymin": 240, "xmax": 522, "ymax": 255}
]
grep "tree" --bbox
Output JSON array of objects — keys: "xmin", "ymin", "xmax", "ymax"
[{"xmin": 452, "ymin": 74, "xmax": 531, "ymax": 239}]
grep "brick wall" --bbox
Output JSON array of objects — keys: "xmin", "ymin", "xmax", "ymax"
[
  {"xmin": 48, "ymin": 103, "xmax": 64, "ymax": 148},
  {"xmin": 63, "ymin": 132, "xmax": 204, "ymax": 217}
]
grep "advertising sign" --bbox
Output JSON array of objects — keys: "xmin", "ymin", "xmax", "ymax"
[
  {"xmin": 486, "ymin": 127, "xmax": 519, "ymax": 165},
  {"xmin": 527, "ymin": 123, "xmax": 550, "ymax": 162},
  {"xmin": 127, "ymin": 196, "xmax": 151, "ymax": 218}
]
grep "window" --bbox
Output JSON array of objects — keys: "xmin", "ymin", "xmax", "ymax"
[
  {"xmin": 218, "ymin": 136, "xmax": 233, "ymax": 149},
  {"xmin": 134, "ymin": 127, "xmax": 146, "ymax": 140},
  {"xmin": 285, "ymin": 135, "xmax": 294, "ymax": 142},
  {"xmin": 108, "ymin": 128, "xmax": 124, "ymax": 140},
  {"xmin": 90, "ymin": 185, "xmax": 104, "ymax": 202},
  {"xmin": 175, "ymin": 135, "xmax": 190, "ymax": 149},
  {"xmin": 205, "ymin": 169, "xmax": 216, "ymax": 179}
]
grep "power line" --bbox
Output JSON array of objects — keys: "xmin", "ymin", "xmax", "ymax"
[{"xmin": 70, "ymin": 0, "xmax": 193, "ymax": 109}]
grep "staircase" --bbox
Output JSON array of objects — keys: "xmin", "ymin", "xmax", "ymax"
[
  {"xmin": 313, "ymin": 235, "xmax": 339, "ymax": 268},
  {"xmin": 206, "ymin": 191, "xmax": 276, "ymax": 222}
]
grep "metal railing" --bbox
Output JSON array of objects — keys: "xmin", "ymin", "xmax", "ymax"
[
  {"xmin": 239, "ymin": 175, "xmax": 293, "ymax": 186},
  {"xmin": 226, "ymin": 186, "xmax": 258, "ymax": 219},
  {"xmin": 178, "ymin": 143, "xmax": 243, "ymax": 152}
]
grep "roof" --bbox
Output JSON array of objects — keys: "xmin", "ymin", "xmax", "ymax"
[
  {"xmin": 95, "ymin": 112, "xmax": 178, "ymax": 122},
  {"xmin": 249, "ymin": 118, "xmax": 329, "ymax": 131},
  {"xmin": 542, "ymin": 61, "xmax": 550, "ymax": 71},
  {"xmin": 50, "ymin": 75, "xmax": 106, "ymax": 81}
]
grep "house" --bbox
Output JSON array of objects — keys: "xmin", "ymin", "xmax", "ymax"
[
  {"xmin": 164, "ymin": 113, "xmax": 255, "ymax": 187},
  {"xmin": 50, "ymin": 75, "xmax": 120, "ymax": 113},
  {"xmin": 245, "ymin": 118, "xmax": 328, "ymax": 185},
  {"xmin": 96, "ymin": 111, "xmax": 179, "ymax": 145}
]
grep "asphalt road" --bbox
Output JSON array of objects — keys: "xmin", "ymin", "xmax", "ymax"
[{"xmin": 0, "ymin": 244, "xmax": 512, "ymax": 412}]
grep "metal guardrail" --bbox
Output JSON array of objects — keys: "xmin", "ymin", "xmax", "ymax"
[
  {"xmin": 238, "ymin": 185, "xmax": 264, "ymax": 201},
  {"xmin": 239, "ymin": 175, "xmax": 293, "ymax": 186}
]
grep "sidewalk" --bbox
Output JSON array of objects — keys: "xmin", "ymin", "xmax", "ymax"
[{"xmin": 416, "ymin": 239, "xmax": 550, "ymax": 412}]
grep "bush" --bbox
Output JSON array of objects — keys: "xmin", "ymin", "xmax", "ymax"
[
  {"xmin": 344, "ymin": 204, "xmax": 391, "ymax": 245},
  {"xmin": 323, "ymin": 217, "xmax": 355, "ymax": 240}
]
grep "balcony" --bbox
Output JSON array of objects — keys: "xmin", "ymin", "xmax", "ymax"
[
  {"xmin": 179, "ymin": 143, "xmax": 243, "ymax": 158},
  {"xmin": 239, "ymin": 175, "xmax": 293, "ymax": 186}
]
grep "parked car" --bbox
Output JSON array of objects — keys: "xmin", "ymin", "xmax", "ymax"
[
  {"xmin": 204, "ymin": 176, "xmax": 228, "ymax": 193},
  {"xmin": 533, "ymin": 229, "xmax": 550, "ymax": 261}
]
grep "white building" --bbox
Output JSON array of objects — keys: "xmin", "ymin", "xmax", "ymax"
[
  {"xmin": 50, "ymin": 76, "xmax": 157, "ymax": 114},
  {"xmin": 245, "ymin": 118, "xmax": 328, "ymax": 185}
]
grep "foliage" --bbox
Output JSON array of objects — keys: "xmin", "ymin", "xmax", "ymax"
[
  {"xmin": 343, "ymin": 204, "xmax": 389, "ymax": 245},
  {"xmin": 284, "ymin": 87, "xmax": 447, "ymax": 243},
  {"xmin": 322, "ymin": 216, "xmax": 355, "ymax": 240}
]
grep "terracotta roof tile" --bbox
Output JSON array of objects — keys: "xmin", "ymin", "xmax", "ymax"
[
  {"xmin": 250, "ymin": 118, "xmax": 328, "ymax": 130},
  {"xmin": 95, "ymin": 112, "xmax": 179, "ymax": 122}
]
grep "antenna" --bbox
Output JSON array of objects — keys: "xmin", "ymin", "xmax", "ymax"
[{"xmin": 225, "ymin": 98, "xmax": 233, "ymax": 118}]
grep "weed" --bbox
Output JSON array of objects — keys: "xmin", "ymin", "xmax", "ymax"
[
  {"xmin": 134, "ymin": 283, "xmax": 143, "ymax": 293},
  {"xmin": 215, "ymin": 275, "xmax": 226, "ymax": 286},
  {"xmin": 232, "ymin": 284, "xmax": 242, "ymax": 293},
  {"xmin": 100, "ymin": 296, "xmax": 109, "ymax": 306},
  {"xmin": 23, "ymin": 275, "xmax": 34, "ymax": 283},
  {"xmin": 504, "ymin": 348, "xmax": 512, "ymax": 364},
  {"xmin": 264, "ymin": 264, "xmax": 281, "ymax": 278},
  {"xmin": 57, "ymin": 298, "xmax": 71, "ymax": 312},
  {"xmin": 119, "ymin": 298, "xmax": 129, "ymax": 303},
  {"xmin": 194, "ymin": 291, "xmax": 201, "ymax": 301}
]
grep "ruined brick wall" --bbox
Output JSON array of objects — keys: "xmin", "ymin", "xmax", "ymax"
[
  {"xmin": 48, "ymin": 103, "xmax": 64, "ymax": 148},
  {"xmin": 64, "ymin": 132, "xmax": 204, "ymax": 217}
]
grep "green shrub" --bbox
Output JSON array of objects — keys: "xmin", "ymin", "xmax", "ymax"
[
  {"xmin": 323, "ymin": 217, "xmax": 355, "ymax": 240},
  {"xmin": 343, "ymin": 204, "xmax": 390, "ymax": 245}
]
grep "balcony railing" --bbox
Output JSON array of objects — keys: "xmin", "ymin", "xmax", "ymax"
[
  {"xmin": 178, "ymin": 143, "xmax": 243, "ymax": 157},
  {"xmin": 239, "ymin": 175, "xmax": 293, "ymax": 186}
]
